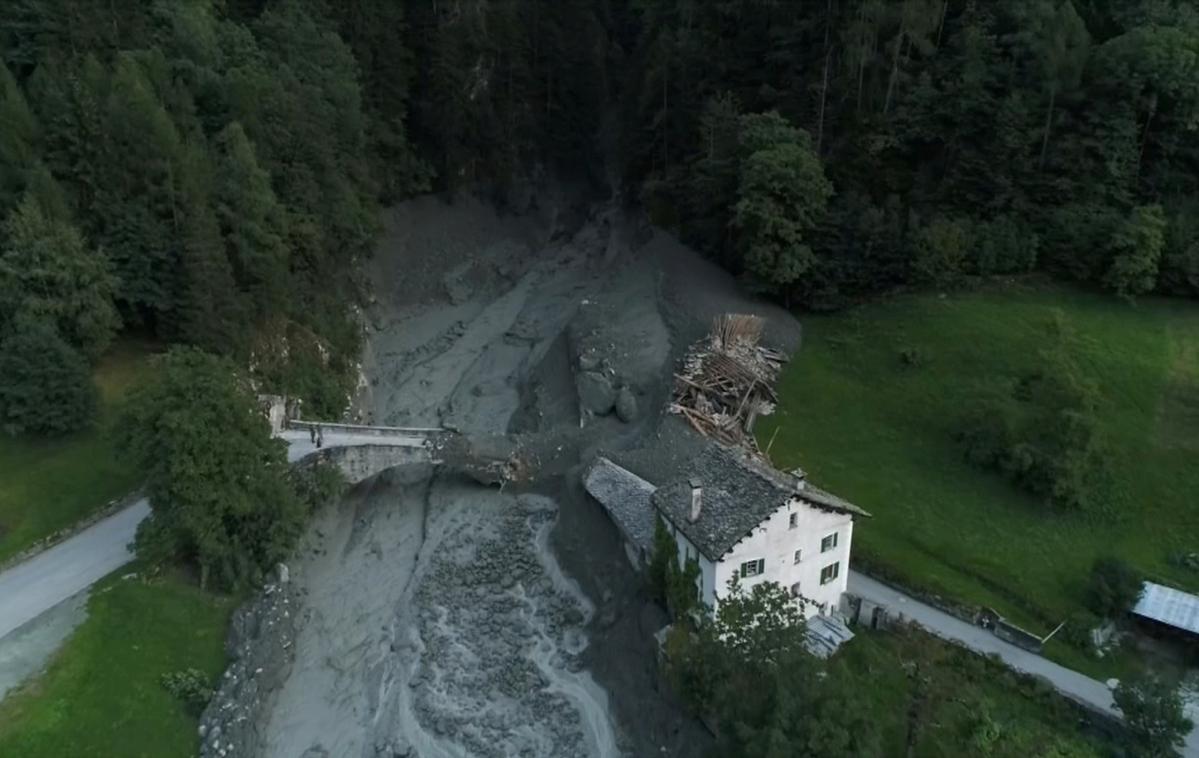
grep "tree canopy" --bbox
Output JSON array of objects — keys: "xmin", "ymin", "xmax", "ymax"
[
  {"xmin": 1113, "ymin": 674, "xmax": 1194, "ymax": 758},
  {"xmin": 0, "ymin": 317, "xmax": 97, "ymax": 436},
  {"xmin": 116, "ymin": 347, "xmax": 304, "ymax": 590},
  {"xmin": 620, "ymin": 0, "xmax": 1199, "ymax": 308}
]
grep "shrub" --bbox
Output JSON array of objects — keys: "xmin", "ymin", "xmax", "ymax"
[
  {"xmin": 956, "ymin": 394, "xmax": 1017, "ymax": 469},
  {"xmin": 667, "ymin": 557, "xmax": 702, "ymax": 618},
  {"xmin": 160, "ymin": 668, "xmax": 214, "ymax": 715},
  {"xmin": 1113, "ymin": 674, "xmax": 1193, "ymax": 758},
  {"xmin": 290, "ymin": 460, "xmax": 347, "ymax": 509},
  {"xmin": 976, "ymin": 216, "xmax": 1039, "ymax": 275},
  {"xmin": 1105, "ymin": 205, "xmax": 1166, "ymax": 298},
  {"xmin": 1166, "ymin": 550, "xmax": 1199, "ymax": 574},
  {"xmin": 1060, "ymin": 611, "xmax": 1100, "ymax": 654},
  {"xmin": 1086, "ymin": 557, "xmax": 1143, "ymax": 618},
  {"xmin": 911, "ymin": 215, "xmax": 973, "ymax": 286},
  {"xmin": 0, "ymin": 317, "xmax": 97, "ymax": 436},
  {"xmin": 955, "ymin": 315, "xmax": 1110, "ymax": 512},
  {"xmin": 898, "ymin": 346, "xmax": 925, "ymax": 367},
  {"xmin": 648, "ymin": 516, "xmax": 676, "ymax": 605}
]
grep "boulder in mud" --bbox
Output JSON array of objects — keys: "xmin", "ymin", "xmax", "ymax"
[
  {"xmin": 615, "ymin": 387, "xmax": 639, "ymax": 423},
  {"xmin": 576, "ymin": 370, "xmax": 616, "ymax": 415}
]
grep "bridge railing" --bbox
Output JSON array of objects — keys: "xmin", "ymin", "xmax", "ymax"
[{"xmin": 284, "ymin": 419, "xmax": 446, "ymax": 438}]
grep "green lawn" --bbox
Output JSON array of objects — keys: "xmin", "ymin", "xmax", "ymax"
[
  {"xmin": 0, "ymin": 567, "xmax": 236, "ymax": 757},
  {"xmin": 759, "ymin": 283, "xmax": 1199, "ymax": 638},
  {"xmin": 839, "ymin": 627, "xmax": 1114, "ymax": 756},
  {"xmin": 0, "ymin": 340, "xmax": 157, "ymax": 564}
]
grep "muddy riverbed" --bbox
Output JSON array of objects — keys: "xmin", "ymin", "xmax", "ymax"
[{"xmin": 212, "ymin": 191, "xmax": 799, "ymax": 758}]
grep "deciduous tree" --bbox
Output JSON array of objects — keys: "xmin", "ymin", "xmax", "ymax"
[
  {"xmin": 117, "ymin": 347, "xmax": 305, "ymax": 590},
  {"xmin": 1113, "ymin": 673, "xmax": 1193, "ymax": 758},
  {"xmin": 733, "ymin": 112, "xmax": 834, "ymax": 296}
]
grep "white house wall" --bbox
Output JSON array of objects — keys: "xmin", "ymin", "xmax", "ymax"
[{"xmin": 712, "ymin": 496, "xmax": 853, "ymax": 617}]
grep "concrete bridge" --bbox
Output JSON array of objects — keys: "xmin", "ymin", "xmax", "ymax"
[
  {"xmin": 0, "ymin": 420, "xmax": 524, "ymax": 642},
  {"xmin": 281, "ymin": 419, "xmax": 524, "ymax": 486}
]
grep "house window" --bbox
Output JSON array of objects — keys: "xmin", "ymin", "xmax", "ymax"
[
  {"xmin": 821, "ymin": 532, "xmax": 838, "ymax": 553},
  {"xmin": 820, "ymin": 562, "xmax": 840, "ymax": 585},
  {"xmin": 793, "ymin": 549, "xmax": 802, "ymax": 564},
  {"xmin": 790, "ymin": 582, "xmax": 801, "ymax": 598},
  {"xmin": 740, "ymin": 558, "xmax": 765, "ymax": 578},
  {"xmin": 789, "ymin": 512, "xmax": 798, "ymax": 529}
]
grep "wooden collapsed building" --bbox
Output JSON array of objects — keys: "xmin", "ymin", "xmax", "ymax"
[{"xmin": 670, "ymin": 313, "xmax": 786, "ymax": 450}]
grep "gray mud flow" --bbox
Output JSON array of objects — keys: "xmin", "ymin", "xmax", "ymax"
[{"xmin": 258, "ymin": 193, "xmax": 793, "ymax": 757}]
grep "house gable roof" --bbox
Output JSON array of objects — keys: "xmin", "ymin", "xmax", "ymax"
[{"xmin": 650, "ymin": 443, "xmax": 869, "ymax": 562}]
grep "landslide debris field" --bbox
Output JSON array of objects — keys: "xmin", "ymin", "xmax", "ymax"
[{"xmin": 217, "ymin": 193, "xmax": 800, "ymax": 758}]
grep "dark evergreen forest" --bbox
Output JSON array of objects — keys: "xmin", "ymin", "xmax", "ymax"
[{"xmin": 2, "ymin": 0, "xmax": 1197, "ymax": 416}]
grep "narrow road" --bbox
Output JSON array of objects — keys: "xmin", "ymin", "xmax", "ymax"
[
  {"xmin": 0, "ymin": 428, "xmax": 431, "ymax": 642},
  {"xmin": 0, "ymin": 500, "xmax": 149, "ymax": 640},
  {"xmin": 849, "ymin": 572, "xmax": 1199, "ymax": 756}
]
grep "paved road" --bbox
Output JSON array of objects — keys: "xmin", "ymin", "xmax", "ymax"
[
  {"xmin": 850, "ymin": 571, "xmax": 1199, "ymax": 756},
  {"xmin": 0, "ymin": 429, "xmax": 431, "ymax": 642},
  {"xmin": 0, "ymin": 499, "xmax": 149, "ymax": 640}
]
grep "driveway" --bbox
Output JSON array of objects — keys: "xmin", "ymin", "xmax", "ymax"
[{"xmin": 849, "ymin": 571, "xmax": 1199, "ymax": 756}]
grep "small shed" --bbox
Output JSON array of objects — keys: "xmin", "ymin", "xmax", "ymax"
[
  {"xmin": 1131, "ymin": 581, "xmax": 1199, "ymax": 638},
  {"xmin": 804, "ymin": 614, "xmax": 855, "ymax": 659},
  {"xmin": 583, "ymin": 457, "xmax": 656, "ymax": 568}
]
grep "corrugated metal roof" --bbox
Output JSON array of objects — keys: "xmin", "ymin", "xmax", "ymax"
[
  {"xmin": 804, "ymin": 614, "xmax": 855, "ymax": 659},
  {"xmin": 1131, "ymin": 582, "xmax": 1199, "ymax": 635}
]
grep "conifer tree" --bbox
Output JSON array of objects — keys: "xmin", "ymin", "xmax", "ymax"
[{"xmin": 0, "ymin": 191, "xmax": 119, "ymax": 358}]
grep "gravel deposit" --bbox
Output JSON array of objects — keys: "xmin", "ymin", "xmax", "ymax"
[{"xmin": 206, "ymin": 187, "xmax": 799, "ymax": 758}]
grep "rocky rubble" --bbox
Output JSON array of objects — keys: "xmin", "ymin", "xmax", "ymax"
[
  {"xmin": 403, "ymin": 494, "xmax": 607, "ymax": 758},
  {"xmin": 200, "ymin": 566, "xmax": 299, "ymax": 757}
]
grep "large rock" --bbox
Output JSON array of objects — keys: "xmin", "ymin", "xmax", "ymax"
[
  {"xmin": 576, "ymin": 371, "xmax": 616, "ymax": 416},
  {"xmin": 615, "ymin": 387, "xmax": 639, "ymax": 423}
]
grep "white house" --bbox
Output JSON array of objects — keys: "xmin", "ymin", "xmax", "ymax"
[{"xmin": 584, "ymin": 443, "xmax": 869, "ymax": 619}]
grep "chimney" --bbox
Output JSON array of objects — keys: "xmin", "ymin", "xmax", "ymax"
[
  {"xmin": 688, "ymin": 477, "xmax": 703, "ymax": 523},
  {"xmin": 790, "ymin": 467, "xmax": 807, "ymax": 492}
]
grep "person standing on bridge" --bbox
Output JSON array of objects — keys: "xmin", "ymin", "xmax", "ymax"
[
  {"xmin": 309, "ymin": 425, "xmax": 316, "ymax": 445},
  {"xmin": 316, "ymin": 425, "xmax": 323, "ymax": 449}
]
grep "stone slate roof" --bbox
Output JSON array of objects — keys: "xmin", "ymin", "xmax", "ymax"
[
  {"xmin": 651, "ymin": 444, "xmax": 869, "ymax": 562},
  {"xmin": 583, "ymin": 457, "xmax": 656, "ymax": 553}
]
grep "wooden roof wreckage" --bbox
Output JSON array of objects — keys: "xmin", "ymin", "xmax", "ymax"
[{"xmin": 670, "ymin": 313, "xmax": 786, "ymax": 449}]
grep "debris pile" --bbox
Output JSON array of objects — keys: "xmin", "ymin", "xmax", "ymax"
[
  {"xmin": 669, "ymin": 314, "xmax": 785, "ymax": 449},
  {"xmin": 433, "ymin": 432, "xmax": 532, "ymax": 485}
]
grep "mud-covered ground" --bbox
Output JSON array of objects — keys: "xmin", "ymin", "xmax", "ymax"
[{"xmin": 252, "ymin": 190, "xmax": 800, "ymax": 758}]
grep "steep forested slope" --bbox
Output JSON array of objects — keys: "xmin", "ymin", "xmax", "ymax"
[
  {"xmin": 3, "ymin": 0, "xmax": 1199, "ymax": 416},
  {"xmin": 619, "ymin": 1, "xmax": 1199, "ymax": 307}
]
